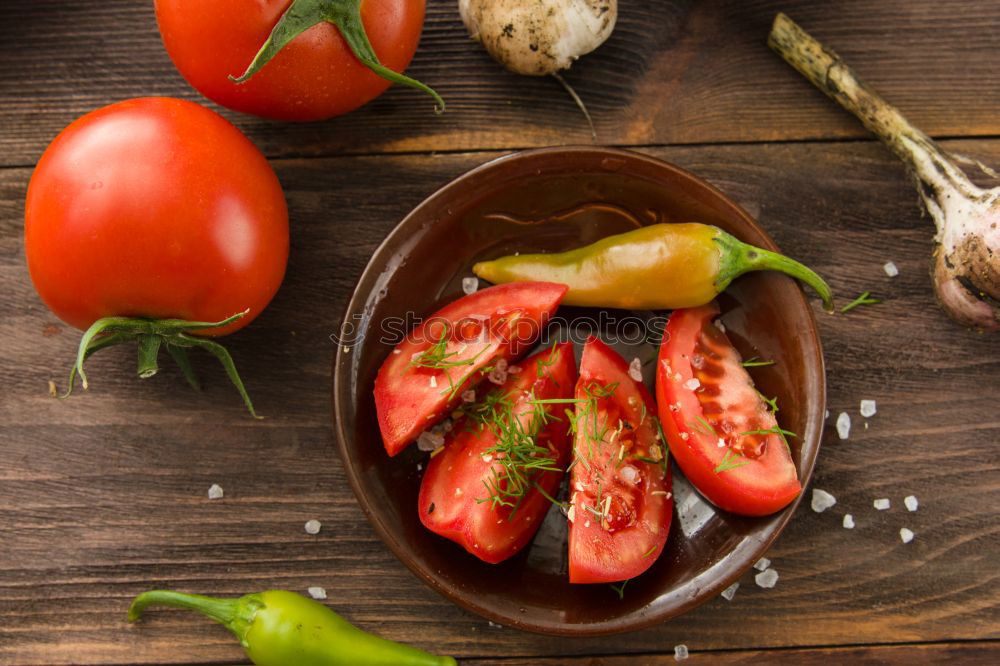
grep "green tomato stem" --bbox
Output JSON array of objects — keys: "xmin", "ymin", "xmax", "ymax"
[
  {"xmin": 136, "ymin": 334, "xmax": 162, "ymax": 379},
  {"xmin": 715, "ymin": 230, "xmax": 835, "ymax": 312},
  {"xmin": 64, "ymin": 310, "xmax": 258, "ymax": 416},
  {"xmin": 229, "ymin": 0, "xmax": 444, "ymax": 112}
]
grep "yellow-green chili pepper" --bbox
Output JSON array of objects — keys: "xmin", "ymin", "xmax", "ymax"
[
  {"xmin": 473, "ymin": 222, "xmax": 833, "ymax": 311},
  {"xmin": 128, "ymin": 590, "xmax": 456, "ymax": 666}
]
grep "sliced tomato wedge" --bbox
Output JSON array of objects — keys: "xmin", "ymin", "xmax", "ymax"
[
  {"xmin": 656, "ymin": 302, "xmax": 801, "ymax": 516},
  {"xmin": 375, "ymin": 282, "xmax": 567, "ymax": 457},
  {"xmin": 418, "ymin": 342, "xmax": 577, "ymax": 563},
  {"xmin": 568, "ymin": 338, "xmax": 673, "ymax": 584}
]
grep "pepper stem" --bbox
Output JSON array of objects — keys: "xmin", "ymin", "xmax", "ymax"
[
  {"xmin": 128, "ymin": 590, "xmax": 240, "ymax": 630},
  {"xmin": 715, "ymin": 231, "xmax": 834, "ymax": 312},
  {"xmin": 229, "ymin": 0, "xmax": 444, "ymax": 112}
]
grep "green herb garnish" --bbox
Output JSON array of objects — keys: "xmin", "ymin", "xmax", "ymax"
[
  {"xmin": 840, "ymin": 291, "xmax": 880, "ymax": 313},
  {"xmin": 741, "ymin": 357, "xmax": 776, "ymax": 367},
  {"xmin": 609, "ymin": 579, "xmax": 630, "ymax": 600},
  {"xmin": 714, "ymin": 449, "xmax": 751, "ymax": 473}
]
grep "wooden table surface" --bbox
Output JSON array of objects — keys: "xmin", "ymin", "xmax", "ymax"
[{"xmin": 2, "ymin": 1, "xmax": 998, "ymax": 664}]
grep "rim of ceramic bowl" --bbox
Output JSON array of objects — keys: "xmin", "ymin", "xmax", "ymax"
[{"xmin": 332, "ymin": 145, "xmax": 825, "ymax": 636}]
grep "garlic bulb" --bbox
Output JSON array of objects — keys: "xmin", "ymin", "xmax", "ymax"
[
  {"xmin": 770, "ymin": 13, "xmax": 1000, "ymax": 330},
  {"xmin": 459, "ymin": 0, "xmax": 618, "ymax": 76}
]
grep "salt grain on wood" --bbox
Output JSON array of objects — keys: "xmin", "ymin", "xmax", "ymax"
[
  {"xmin": 307, "ymin": 586, "xmax": 327, "ymax": 600},
  {"xmin": 207, "ymin": 484, "xmax": 224, "ymax": 500},
  {"xmin": 721, "ymin": 582, "xmax": 739, "ymax": 601},
  {"xmin": 900, "ymin": 528, "xmax": 915, "ymax": 543},
  {"xmin": 836, "ymin": 412, "xmax": 851, "ymax": 439},
  {"xmin": 304, "ymin": 519, "xmax": 322, "ymax": 535},
  {"xmin": 883, "ymin": 261, "xmax": 899, "ymax": 277},
  {"xmin": 462, "ymin": 277, "xmax": 479, "ymax": 294},
  {"xmin": 811, "ymin": 488, "xmax": 837, "ymax": 512},
  {"xmin": 754, "ymin": 557, "xmax": 770, "ymax": 571},
  {"xmin": 674, "ymin": 644, "xmax": 689, "ymax": 661},
  {"xmin": 904, "ymin": 495, "xmax": 919, "ymax": 511},
  {"xmin": 874, "ymin": 498, "xmax": 890, "ymax": 510},
  {"xmin": 860, "ymin": 399, "xmax": 877, "ymax": 417},
  {"xmin": 755, "ymin": 568, "xmax": 779, "ymax": 588},
  {"xmin": 628, "ymin": 357, "xmax": 643, "ymax": 382},
  {"xmin": 843, "ymin": 514, "xmax": 855, "ymax": 529}
]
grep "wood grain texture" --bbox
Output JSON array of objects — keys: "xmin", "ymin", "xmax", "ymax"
[
  {"xmin": 3, "ymin": 1, "xmax": 1000, "ymax": 166},
  {"xmin": 466, "ymin": 642, "xmax": 1000, "ymax": 664},
  {"xmin": 2, "ymin": 138, "xmax": 999, "ymax": 664}
]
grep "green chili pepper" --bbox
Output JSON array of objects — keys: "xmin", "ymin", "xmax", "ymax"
[
  {"xmin": 473, "ymin": 222, "xmax": 833, "ymax": 311},
  {"xmin": 128, "ymin": 590, "xmax": 457, "ymax": 666}
]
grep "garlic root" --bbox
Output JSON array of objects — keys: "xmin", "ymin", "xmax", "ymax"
[{"xmin": 769, "ymin": 13, "xmax": 1000, "ymax": 331}]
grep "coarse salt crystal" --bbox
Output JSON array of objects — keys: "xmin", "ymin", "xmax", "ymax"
[
  {"xmin": 393, "ymin": 349, "xmax": 402, "ymax": 355},
  {"xmin": 873, "ymin": 498, "xmax": 890, "ymax": 510},
  {"xmin": 755, "ymin": 568, "xmax": 779, "ymax": 588},
  {"xmin": 904, "ymin": 495, "xmax": 919, "ymax": 512},
  {"xmin": 488, "ymin": 358, "xmax": 509, "ymax": 385},
  {"xmin": 628, "ymin": 357, "xmax": 643, "ymax": 382},
  {"xmin": 680, "ymin": 432, "xmax": 689, "ymax": 441},
  {"xmin": 900, "ymin": 527, "xmax": 915, "ymax": 543},
  {"xmin": 683, "ymin": 377, "xmax": 701, "ymax": 391},
  {"xmin": 811, "ymin": 488, "xmax": 837, "ymax": 513},
  {"xmin": 461, "ymin": 389, "xmax": 476, "ymax": 403},
  {"xmin": 674, "ymin": 644, "xmax": 689, "ymax": 661},
  {"xmin": 417, "ymin": 430, "xmax": 445, "ymax": 451},
  {"xmin": 462, "ymin": 277, "xmax": 479, "ymax": 294},
  {"xmin": 304, "ymin": 519, "xmax": 322, "ymax": 535},
  {"xmin": 843, "ymin": 514, "xmax": 855, "ymax": 529},
  {"xmin": 860, "ymin": 399, "xmax": 877, "ymax": 418},
  {"xmin": 454, "ymin": 487, "xmax": 463, "ymax": 496},
  {"xmin": 567, "ymin": 505, "xmax": 576, "ymax": 523},
  {"xmin": 717, "ymin": 437, "xmax": 726, "ymax": 448},
  {"xmin": 714, "ymin": 319, "xmax": 726, "ymax": 333},
  {"xmin": 307, "ymin": 586, "xmax": 327, "ymax": 600},
  {"xmin": 620, "ymin": 465, "xmax": 638, "ymax": 484},
  {"xmin": 488, "ymin": 620, "xmax": 502, "ymax": 628},
  {"xmin": 884, "ymin": 261, "xmax": 899, "ymax": 277},
  {"xmin": 481, "ymin": 454, "xmax": 493, "ymax": 463},
  {"xmin": 721, "ymin": 582, "xmax": 739, "ymax": 601},
  {"xmin": 207, "ymin": 484, "xmax": 224, "ymax": 500},
  {"xmin": 429, "ymin": 375, "xmax": 438, "ymax": 388},
  {"xmin": 825, "ymin": 409, "xmax": 830, "ymax": 419},
  {"xmin": 754, "ymin": 557, "xmax": 770, "ymax": 571},
  {"xmin": 836, "ymin": 412, "xmax": 851, "ymax": 440}
]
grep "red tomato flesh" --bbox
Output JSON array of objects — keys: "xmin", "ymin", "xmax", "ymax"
[
  {"xmin": 656, "ymin": 303, "xmax": 801, "ymax": 516},
  {"xmin": 375, "ymin": 282, "xmax": 567, "ymax": 457},
  {"xmin": 569, "ymin": 338, "xmax": 673, "ymax": 584},
  {"xmin": 418, "ymin": 342, "xmax": 577, "ymax": 563}
]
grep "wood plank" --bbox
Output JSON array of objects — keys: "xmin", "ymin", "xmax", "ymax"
[
  {"xmin": 465, "ymin": 642, "xmax": 1000, "ymax": 664},
  {"xmin": 3, "ymin": 1, "xmax": 1000, "ymax": 166},
  {"xmin": 2, "ymin": 139, "xmax": 999, "ymax": 663}
]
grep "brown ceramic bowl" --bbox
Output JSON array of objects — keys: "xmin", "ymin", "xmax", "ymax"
[{"xmin": 332, "ymin": 146, "xmax": 825, "ymax": 636}]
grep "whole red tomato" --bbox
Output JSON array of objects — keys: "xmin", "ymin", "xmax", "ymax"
[
  {"xmin": 25, "ymin": 97, "xmax": 288, "ymax": 337},
  {"xmin": 155, "ymin": 0, "xmax": 429, "ymax": 121}
]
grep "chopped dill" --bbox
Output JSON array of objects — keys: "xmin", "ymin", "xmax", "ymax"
[
  {"xmin": 841, "ymin": 291, "xmax": 880, "ymax": 313},
  {"xmin": 714, "ymin": 449, "xmax": 751, "ymax": 473},
  {"xmin": 741, "ymin": 357, "xmax": 776, "ymax": 368},
  {"xmin": 609, "ymin": 579, "xmax": 630, "ymax": 599}
]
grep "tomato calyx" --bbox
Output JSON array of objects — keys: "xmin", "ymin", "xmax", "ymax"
[
  {"xmin": 229, "ymin": 0, "xmax": 444, "ymax": 112},
  {"xmin": 66, "ymin": 310, "xmax": 261, "ymax": 418}
]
